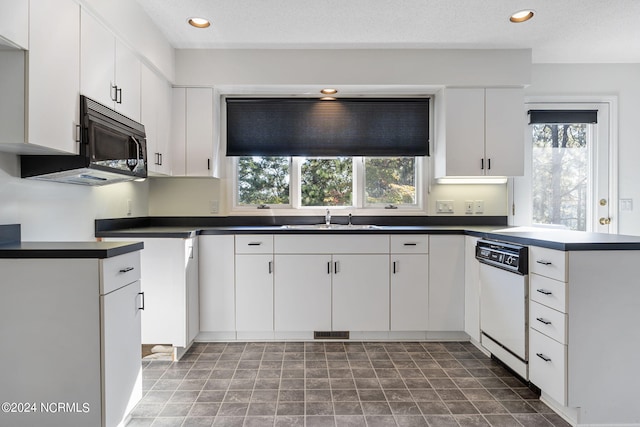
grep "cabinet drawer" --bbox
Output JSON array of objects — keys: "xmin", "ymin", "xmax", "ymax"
[
  {"xmin": 530, "ymin": 274, "xmax": 567, "ymax": 313},
  {"xmin": 530, "ymin": 301, "xmax": 567, "ymax": 344},
  {"xmin": 529, "ymin": 328, "xmax": 567, "ymax": 406},
  {"xmin": 236, "ymin": 235, "xmax": 274, "ymax": 254},
  {"xmin": 390, "ymin": 235, "xmax": 429, "ymax": 254},
  {"xmin": 101, "ymin": 251, "xmax": 141, "ymax": 295},
  {"xmin": 274, "ymin": 235, "xmax": 389, "ymax": 254},
  {"xmin": 530, "ymin": 246, "xmax": 567, "ymax": 282}
]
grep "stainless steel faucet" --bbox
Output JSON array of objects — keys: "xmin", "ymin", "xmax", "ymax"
[{"xmin": 325, "ymin": 209, "xmax": 331, "ymax": 225}]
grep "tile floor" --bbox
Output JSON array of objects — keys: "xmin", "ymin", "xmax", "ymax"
[{"xmin": 127, "ymin": 341, "xmax": 570, "ymax": 427}]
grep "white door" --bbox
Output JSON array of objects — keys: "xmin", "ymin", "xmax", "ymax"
[
  {"xmin": 236, "ymin": 254, "xmax": 273, "ymax": 331},
  {"xmin": 80, "ymin": 9, "xmax": 115, "ymax": 108},
  {"xmin": 274, "ymin": 254, "xmax": 332, "ymax": 331},
  {"xmin": 390, "ymin": 254, "xmax": 429, "ymax": 331},
  {"xmin": 332, "ymin": 254, "xmax": 389, "ymax": 331},
  {"xmin": 464, "ymin": 236, "xmax": 481, "ymax": 342},
  {"xmin": 428, "ymin": 236, "xmax": 465, "ymax": 331},
  {"xmin": 114, "ymin": 40, "xmax": 141, "ymax": 121},
  {"xmin": 513, "ymin": 101, "xmax": 614, "ymax": 232},
  {"xmin": 186, "ymin": 87, "xmax": 214, "ymax": 176},
  {"xmin": 185, "ymin": 239, "xmax": 199, "ymax": 344},
  {"xmin": 198, "ymin": 235, "xmax": 235, "ymax": 332},
  {"xmin": 102, "ymin": 280, "xmax": 142, "ymax": 427}
]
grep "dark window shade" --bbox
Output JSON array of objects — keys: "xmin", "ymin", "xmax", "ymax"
[
  {"xmin": 528, "ymin": 110, "xmax": 598, "ymax": 125},
  {"xmin": 226, "ymin": 98, "xmax": 430, "ymax": 157}
]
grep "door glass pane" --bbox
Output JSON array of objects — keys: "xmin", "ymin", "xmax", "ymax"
[
  {"xmin": 301, "ymin": 158, "xmax": 353, "ymax": 206},
  {"xmin": 531, "ymin": 124, "xmax": 590, "ymax": 230},
  {"xmin": 237, "ymin": 156, "xmax": 290, "ymax": 205},
  {"xmin": 364, "ymin": 157, "xmax": 417, "ymax": 206}
]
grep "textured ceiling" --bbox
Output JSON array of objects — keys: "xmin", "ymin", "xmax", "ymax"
[{"xmin": 135, "ymin": 0, "xmax": 640, "ymax": 63}]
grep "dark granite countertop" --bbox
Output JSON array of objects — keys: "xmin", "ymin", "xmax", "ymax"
[
  {"xmin": 94, "ymin": 217, "xmax": 640, "ymax": 251},
  {"xmin": 0, "ymin": 240, "xmax": 144, "ymax": 259}
]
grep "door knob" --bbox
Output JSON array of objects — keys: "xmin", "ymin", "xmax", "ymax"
[{"xmin": 599, "ymin": 217, "xmax": 611, "ymax": 225}]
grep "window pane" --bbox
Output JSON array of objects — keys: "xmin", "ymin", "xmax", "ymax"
[
  {"xmin": 532, "ymin": 124, "xmax": 589, "ymax": 230},
  {"xmin": 364, "ymin": 157, "xmax": 416, "ymax": 206},
  {"xmin": 301, "ymin": 158, "xmax": 353, "ymax": 206},
  {"xmin": 237, "ymin": 156, "xmax": 290, "ymax": 205}
]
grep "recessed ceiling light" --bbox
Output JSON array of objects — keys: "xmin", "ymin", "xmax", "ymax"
[
  {"xmin": 188, "ymin": 17, "xmax": 211, "ymax": 28},
  {"xmin": 320, "ymin": 97, "xmax": 337, "ymax": 101},
  {"xmin": 510, "ymin": 10, "xmax": 534, "ymax": 23},
  {"xmin": 320, "ymin": 88, "xmax": 338, "ymax": 95}
]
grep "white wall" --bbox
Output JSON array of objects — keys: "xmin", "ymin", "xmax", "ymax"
[
  {"xmin": 524, "ymin": 63, "xmax": 640, "ymax": 236},
  {"xmin": 0, "ymin": 153, "xmax": 149, "ymax": 241},
  {"xmin": 149, "ymin": 177, "xmax": 220, "ymax": 216}
]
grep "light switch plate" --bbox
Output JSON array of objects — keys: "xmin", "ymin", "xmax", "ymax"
[
  {"xmin": 436, "ymin": 200, "xmax": 454, "ymax": 214},
  {"xmin": 210, "ymin": 200, "xmax": 219, "ymax": 214},
  {"xmin": 474, "ymin": 200, "xmax": 484, "ymax": 214},
  {"xmin": 465, "ymin": 200, "xmax": 474, "ymax": 214}
]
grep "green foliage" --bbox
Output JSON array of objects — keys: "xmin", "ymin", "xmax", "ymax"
[
  {"xmin": 237, "ymin": 157, "xmax": 290, "ymax": 205},
  {"xmin": 365, "ymin": 158, "xmax": 416, "ymax": 205},
  {"xmin": 301, "ymin": 158, "xmax": 353, "ymax": 206},
  {"xmin": 532, "ymin": 124, "xmax": 588, "ymax": 230}
]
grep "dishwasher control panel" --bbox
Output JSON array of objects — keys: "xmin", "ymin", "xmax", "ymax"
[{"xmin": 476, "ymin": 240, "xmax": 528, "ymax": 275}]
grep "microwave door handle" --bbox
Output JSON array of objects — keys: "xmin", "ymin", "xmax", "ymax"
[{"xmin": 128, "ymin": 136, "xmax": 141, "ymax": 171}]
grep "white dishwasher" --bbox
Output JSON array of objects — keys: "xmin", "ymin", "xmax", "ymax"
[{"xmin": 476, "ymin": 239, "xmax": 529, "ymax": 380}]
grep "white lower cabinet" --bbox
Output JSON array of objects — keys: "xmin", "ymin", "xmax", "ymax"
[
  {"xmin": 332, "ymin": 254, "xmax": 390, "ymax": 331},
  {"xmin": 235, "ymin": 254, "xmax": 274, "ymax": 332},
  {"xmin": 0, "ymin": 252, "xmax": 142, "ymax": 427},
  {"xmin": 428, "ymin": 235, "xmax": 465, "ymax": 331},
  {"xmin": 529, "ymin": 328, "xmax": 567, "ymax": 405},
  {"xmin": 390, "ymin": 235, "xmax": 429, "ymax": 331},
  {"xmin": 199, "ymin": 235, "xmax": 235, "ymax": 337},
  {"xmin": 274, "ymin": 254, "xmax": 332, "ymax": 331},
  {"xmin": 464, "ymin": 236, "xmax": 481, "ymax": 342}
]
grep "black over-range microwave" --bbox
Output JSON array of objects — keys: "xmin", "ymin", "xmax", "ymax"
[{"xmin": 21, "ymin": 96, "xmax": 148, "ymax": 185}]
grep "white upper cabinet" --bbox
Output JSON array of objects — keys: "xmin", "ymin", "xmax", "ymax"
[
  {"xmin": 80, "ymin": 9, "xmax": 141, "ymax": 121},
  {"xmin": 0, "ymin": 0, "xmax": 28, "ymax": 49},
  {"xmin": 27, "ymin": 0, "xmax": 81, "ymax": 154},
  {"xmin": 434, "ymin": 87, "xmax": 524, "ymax": 177},
  {"xmin": 171, "ymin": 87, "xmax": 215, "ymax": 177},
  {"xmin": 142, "ymin": 65, "xmax": 172, "ymax": 175}
]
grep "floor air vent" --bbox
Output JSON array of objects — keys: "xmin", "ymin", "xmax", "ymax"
[{"xmin": 314, "ymin": 331, "xmax": 349, "ymax": 340}]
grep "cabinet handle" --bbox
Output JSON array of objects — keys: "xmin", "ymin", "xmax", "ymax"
[
  {"xmin": 334, "ymin": 261, "xmax": 339, "ymax": 274},
  {"xmin": 393, "ymin": 261, "xmax": 398, "ymax": 274},
  {"xmin": 189, "ymin": 246, "xmax": 194, "ymax": 259},
  {"xmin": 487, "ymin": 158, "xmax": 491, "ymax": 170},
  {"xmin": 536, "ymin": 289, "xmax": 553, "ymax": 296},
  {"xmin": 268, "ymin": 261, "xmax": 273, "ymax": 274},
  {"xmin": 248, "ymin": 242, "xmax": 262, "ymax": 246},
  {"xmin": 138, "ymin": 292, "xmax": 145, "ymax": 310},
  {"xmin": 536, "ymin": 317, "xmax": 552, "ymax": 325},
  {"xmin": 159, "ymin": 153, "xmax": 163, "ymax": 166},
  {"xmin": 119, "ymin": 267, "xmax": 134, "ymax": 273},
  {"xmin": 116, "ymin": 87, "xmax": 122, "ymax": 104},
  {"xmin": 75, "ymin": 124, "xmax": 81, "ymax": 143},
  {"xmin": 536, "ymin": 260, "xmax": 552, "ymax": 265},
  {"xmin": 207, "ymin": 158, "xmax": 211, "ymax": 170},
  {"xmin": 403, "ymin": 243, "xmax": 417, "ymax": 246},
  {"xmin": 327, "ymin": 261, "xmax": 331, "ymax": 274},
  {"xmin": 481, "ymin": 158, "xmax": 484, "ymax": 170},
  {"xmin": 536, "ymin": 353, "xmax": 551, "ymax": 362}
]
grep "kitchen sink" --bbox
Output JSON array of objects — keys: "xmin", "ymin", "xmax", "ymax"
[{"xmin": 280, "ymin": 224, "xmax": 380, "ymax": 230}]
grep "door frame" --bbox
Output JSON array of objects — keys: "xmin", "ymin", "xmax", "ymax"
[{"xmin": 509, "ymin": 96, "xmax": 618, "ymax": 233}]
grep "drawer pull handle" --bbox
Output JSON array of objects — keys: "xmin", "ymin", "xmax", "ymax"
[
  {"xmin": 268, "ymin": 261, "xmax": 273, "ymax": 274},
  {"xmin": 119, "ymin": 267, "xmax": 134, "ymax": 273},
  {"xmin": 327, "ymin": 262, "xmax": 331, "ymax": 274},
  {"xmin": 334, "ymin": 261, "xmax": 339, "ymax": 274},
  {"xmin": 536, "ymin": 317, "xmax": 552, "ymax": 325},
  {"xmin": 393, "ymin": 261, "xmax": 398, "ymax": 274},
  {"xmin": 536, "ymin": 353, "xmax": 551, "ymax": 362},
  {"xmin": 403, "ymin": 243, "xmax": 417, "ymax": 246},
  {"xmin": 138, "ymin": 292, "xmax": 145, "ymax": 310},
  {"xmin": 536, "ymin": 260, "xmax": 553, "ymax": 266},
  {"xmin": 248, "ymin": 242, "xmax": 262, "ymax": 246},
  {"xmin": 536, "ymin": 289, "xmax": 553, "ymax": 296}
]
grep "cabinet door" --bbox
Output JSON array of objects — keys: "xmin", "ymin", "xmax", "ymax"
[
  {"xmin": 274, "ymin": 254, "xmax": 332, "ymax": 331},
  {"xmin": 332, "ymin": 254, "xmax": 390, "ymax": 331},
  {"xmin": 186, "ymin": 87, "xmax": 214, "ymax": 176},
  {"xmin": 429, "ymin": 235, "xmax": 465, "ymax": 331},
  {"xmin": 170, "ymin": 87, "xmax": 187, "ymax": 176},
  {"xmin": 441, "ymin": 88, "xmax": 485, "ymax": 176},
  {"xmin": 80, "ymin": 9, "xmax": 115, "ymax": 108},
  {"xmin": 114, "ymin": 39, "xmax": 141, "ymax": 121},
  {"xmin": 390, "ymin": 254, "xmax": 429, "ymax": 331},
  {"xmin": 485, "ymin": 88, "xmax": 524, "ymax": 176},
  {"xmin": 236, "ymin": 254, "xmax": 273, "ymax": 331},
  {"xmin": 141, "ymin": 65, "xmax": 172, "ymax": 175},
  {"xmin": 199, "ymin": 235, "xmax": 235, "ymax": 333},
  {"xmin": 28, "ymin": 0, "xmax": 80, "ymax": 154},
  {"xmin": 102, "ymin": 280, "xmax": 142, "ymax": 427},
  {"xmin": 0, "ymin": 0, "xmax": 28, "ymax": 49},
  {"xmin": 186, "ymin": 238, "xmax": 199, "ymax": 344},
  {"xmin": 464, "ymin": 236, "xmax": 481, "ymax": 341}
]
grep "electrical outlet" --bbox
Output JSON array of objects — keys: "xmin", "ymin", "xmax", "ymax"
[
  {"xmin": 465, "ymin": 200, "xmax": 474, "ymax": 214},
  {"xmin": 474, "ymin": 200, "xmax": 484, "ymax": 214},
  {"xmin": 210, "ymin": 200, "xmax": 219, "ymax": 214},
  {"xmin": 436, "ymin": 200, "xmax": 454, "ymax": 214}
]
